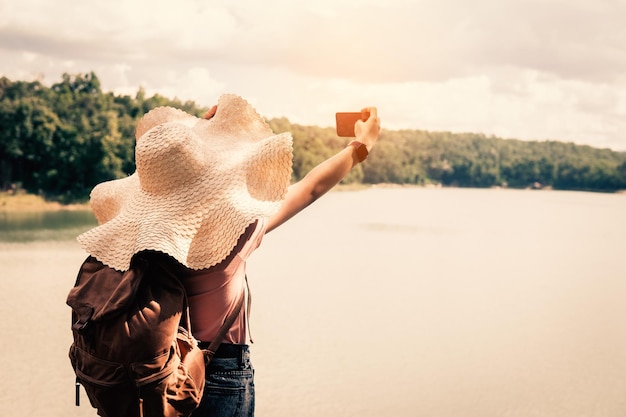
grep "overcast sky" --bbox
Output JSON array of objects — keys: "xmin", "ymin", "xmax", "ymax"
[{"xmin": 1, "ymin": 0, "xmax": 625, "ymax": 150}]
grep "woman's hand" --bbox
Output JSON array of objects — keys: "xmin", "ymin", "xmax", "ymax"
[{"xmin": 355, "ymin": 107, "xmax": 381, "ymax": 151}]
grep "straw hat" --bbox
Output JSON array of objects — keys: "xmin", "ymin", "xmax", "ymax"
[{"xmin": 77, "ymin": 94, "xmax": 293, "ymax": 271}]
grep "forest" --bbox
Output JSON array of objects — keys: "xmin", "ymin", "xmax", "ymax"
[{"xmin": 1, "ymin": 72, "xmax": 625, "ymax": 202}]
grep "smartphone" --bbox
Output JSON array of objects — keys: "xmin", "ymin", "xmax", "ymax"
[{"xmin": 335, "ymin": 111, "xmax": 370, "ymax": 137}]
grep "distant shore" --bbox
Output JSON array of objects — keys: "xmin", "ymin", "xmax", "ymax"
[
  {"xmin": 2, "ymin": 184, "xmax": 623, "ymax": 213},
  {"xmin": 0, "ymin": 186, "xmax": 377, "ymax": 213},
  {"xmin": 0, "ymin": 192, "xmax": 91, "ymax": 212}
]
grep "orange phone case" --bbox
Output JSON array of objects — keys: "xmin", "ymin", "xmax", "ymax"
[{"xmin": 336, "ymin": 111, "xmax": 370, "ymax": 137}]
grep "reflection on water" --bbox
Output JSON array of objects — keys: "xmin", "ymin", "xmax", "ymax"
[{"xmin": 0, "ymin": 210, "xmax": 97, "ymax": 242}]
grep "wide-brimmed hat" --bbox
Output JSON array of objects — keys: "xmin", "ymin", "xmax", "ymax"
[{"xmin": 77, "ymin": 94, "xmax": 293, "ymax": 271}]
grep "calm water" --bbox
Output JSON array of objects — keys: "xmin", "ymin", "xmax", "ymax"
[
  {"xmin": 1, "ymin": 187, "xmax": 625, "ymax": 417},
  {"xmin": 0, "ymin": 209, "xmax": 97, "ymax": 242}
]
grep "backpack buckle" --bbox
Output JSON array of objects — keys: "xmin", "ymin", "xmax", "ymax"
[
  {"xmin": 72, "ymin": 318, "xmax": 89, "ymax": 332},
  {"xmin": 72, "ymin": 306, "xmax": 94, "ymax": 333}
]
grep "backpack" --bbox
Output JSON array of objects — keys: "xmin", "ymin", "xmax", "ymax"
[{"xmin": 67, "ymin": 251, "xmax": 244, "ymax": 417}]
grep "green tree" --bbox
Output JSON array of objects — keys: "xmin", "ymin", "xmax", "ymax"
[{"xmin": 2, "ymin": 72, "xmax": 625, "ymax": 199}]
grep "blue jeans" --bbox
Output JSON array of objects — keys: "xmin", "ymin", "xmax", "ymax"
[{"xmin": 191, "ymin": 345, "xmax": 255, "ymax": 417}]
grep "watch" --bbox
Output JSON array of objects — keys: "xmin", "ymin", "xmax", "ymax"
[{"xmin": 348, "ymin": 141, "xmax": 369, "ymax": 163}]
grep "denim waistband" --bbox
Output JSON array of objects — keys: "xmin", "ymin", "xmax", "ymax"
[{"xmin": 198, "ymin": 342, "xmax": 249, "ymax": 359}]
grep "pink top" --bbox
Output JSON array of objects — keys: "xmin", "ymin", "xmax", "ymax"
[{"xmin": 178, "ymin": 217, "xmax": 267, "ymax": 344}]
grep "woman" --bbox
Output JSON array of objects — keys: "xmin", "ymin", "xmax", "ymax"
[{"xmin": 76, "ymin": 94, "xmax": 381, "ymax": 417}]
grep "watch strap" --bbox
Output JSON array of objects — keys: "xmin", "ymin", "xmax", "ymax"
[{"xmin": 348, "ymin": 141, "xmax": 369, "ymax": 163}]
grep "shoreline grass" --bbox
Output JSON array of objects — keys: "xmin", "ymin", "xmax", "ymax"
[{"xmin": 0, "ymin": 192, "xmax": 90, "ymax": 212}]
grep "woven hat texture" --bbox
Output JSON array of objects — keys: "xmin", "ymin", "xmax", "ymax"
[{"xmin": 77, "ymin": 94, "xmax": 293, "ymax": 271}]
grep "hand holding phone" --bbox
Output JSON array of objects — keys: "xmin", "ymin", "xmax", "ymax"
[{"xmin": 335, "ymin": 111, "xmax": 371, "ymax": 137}]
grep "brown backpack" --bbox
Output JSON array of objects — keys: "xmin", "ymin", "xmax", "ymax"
[{"xmin": 67, "ymin": 251, "xmax": 243, "ymax": 417}]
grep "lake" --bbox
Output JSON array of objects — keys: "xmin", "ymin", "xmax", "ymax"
[{"xmin": 1, "ymin": 187, "xmax": 625, "ymax": 417}]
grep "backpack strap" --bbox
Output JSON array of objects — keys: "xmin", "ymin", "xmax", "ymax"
[{"xmin": 244, "ymin": 274, "xmax": 254, "ymax": 344}]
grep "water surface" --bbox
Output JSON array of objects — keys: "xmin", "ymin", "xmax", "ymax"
[
  {"xmin": 1, "ymin": 188, "xmax": 624, "ymax": 416},
  {"xmin": 0, "ymin": 210, "xmax": 96, "ymax": 242}
]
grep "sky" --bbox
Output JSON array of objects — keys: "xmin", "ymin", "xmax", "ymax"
[{"xmin": 1, "ymin": 0, "xmax": 625, "ymax": 151}]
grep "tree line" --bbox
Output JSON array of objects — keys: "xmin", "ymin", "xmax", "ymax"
[{"xmin": 1, "ymin": 72, "xmax": 625, "ymax": 202}]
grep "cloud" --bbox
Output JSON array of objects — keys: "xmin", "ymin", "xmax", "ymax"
[
  {"xmin": 0, "ymin": 0, "xmax": 625, "ymax": 150},
  {"xmin": 465, "ymin": 0, "xmax": 626, "ymax": 83},
  {"xmin": 2, "ymin": 0, "xmax": 625, "ymax": 84}
]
